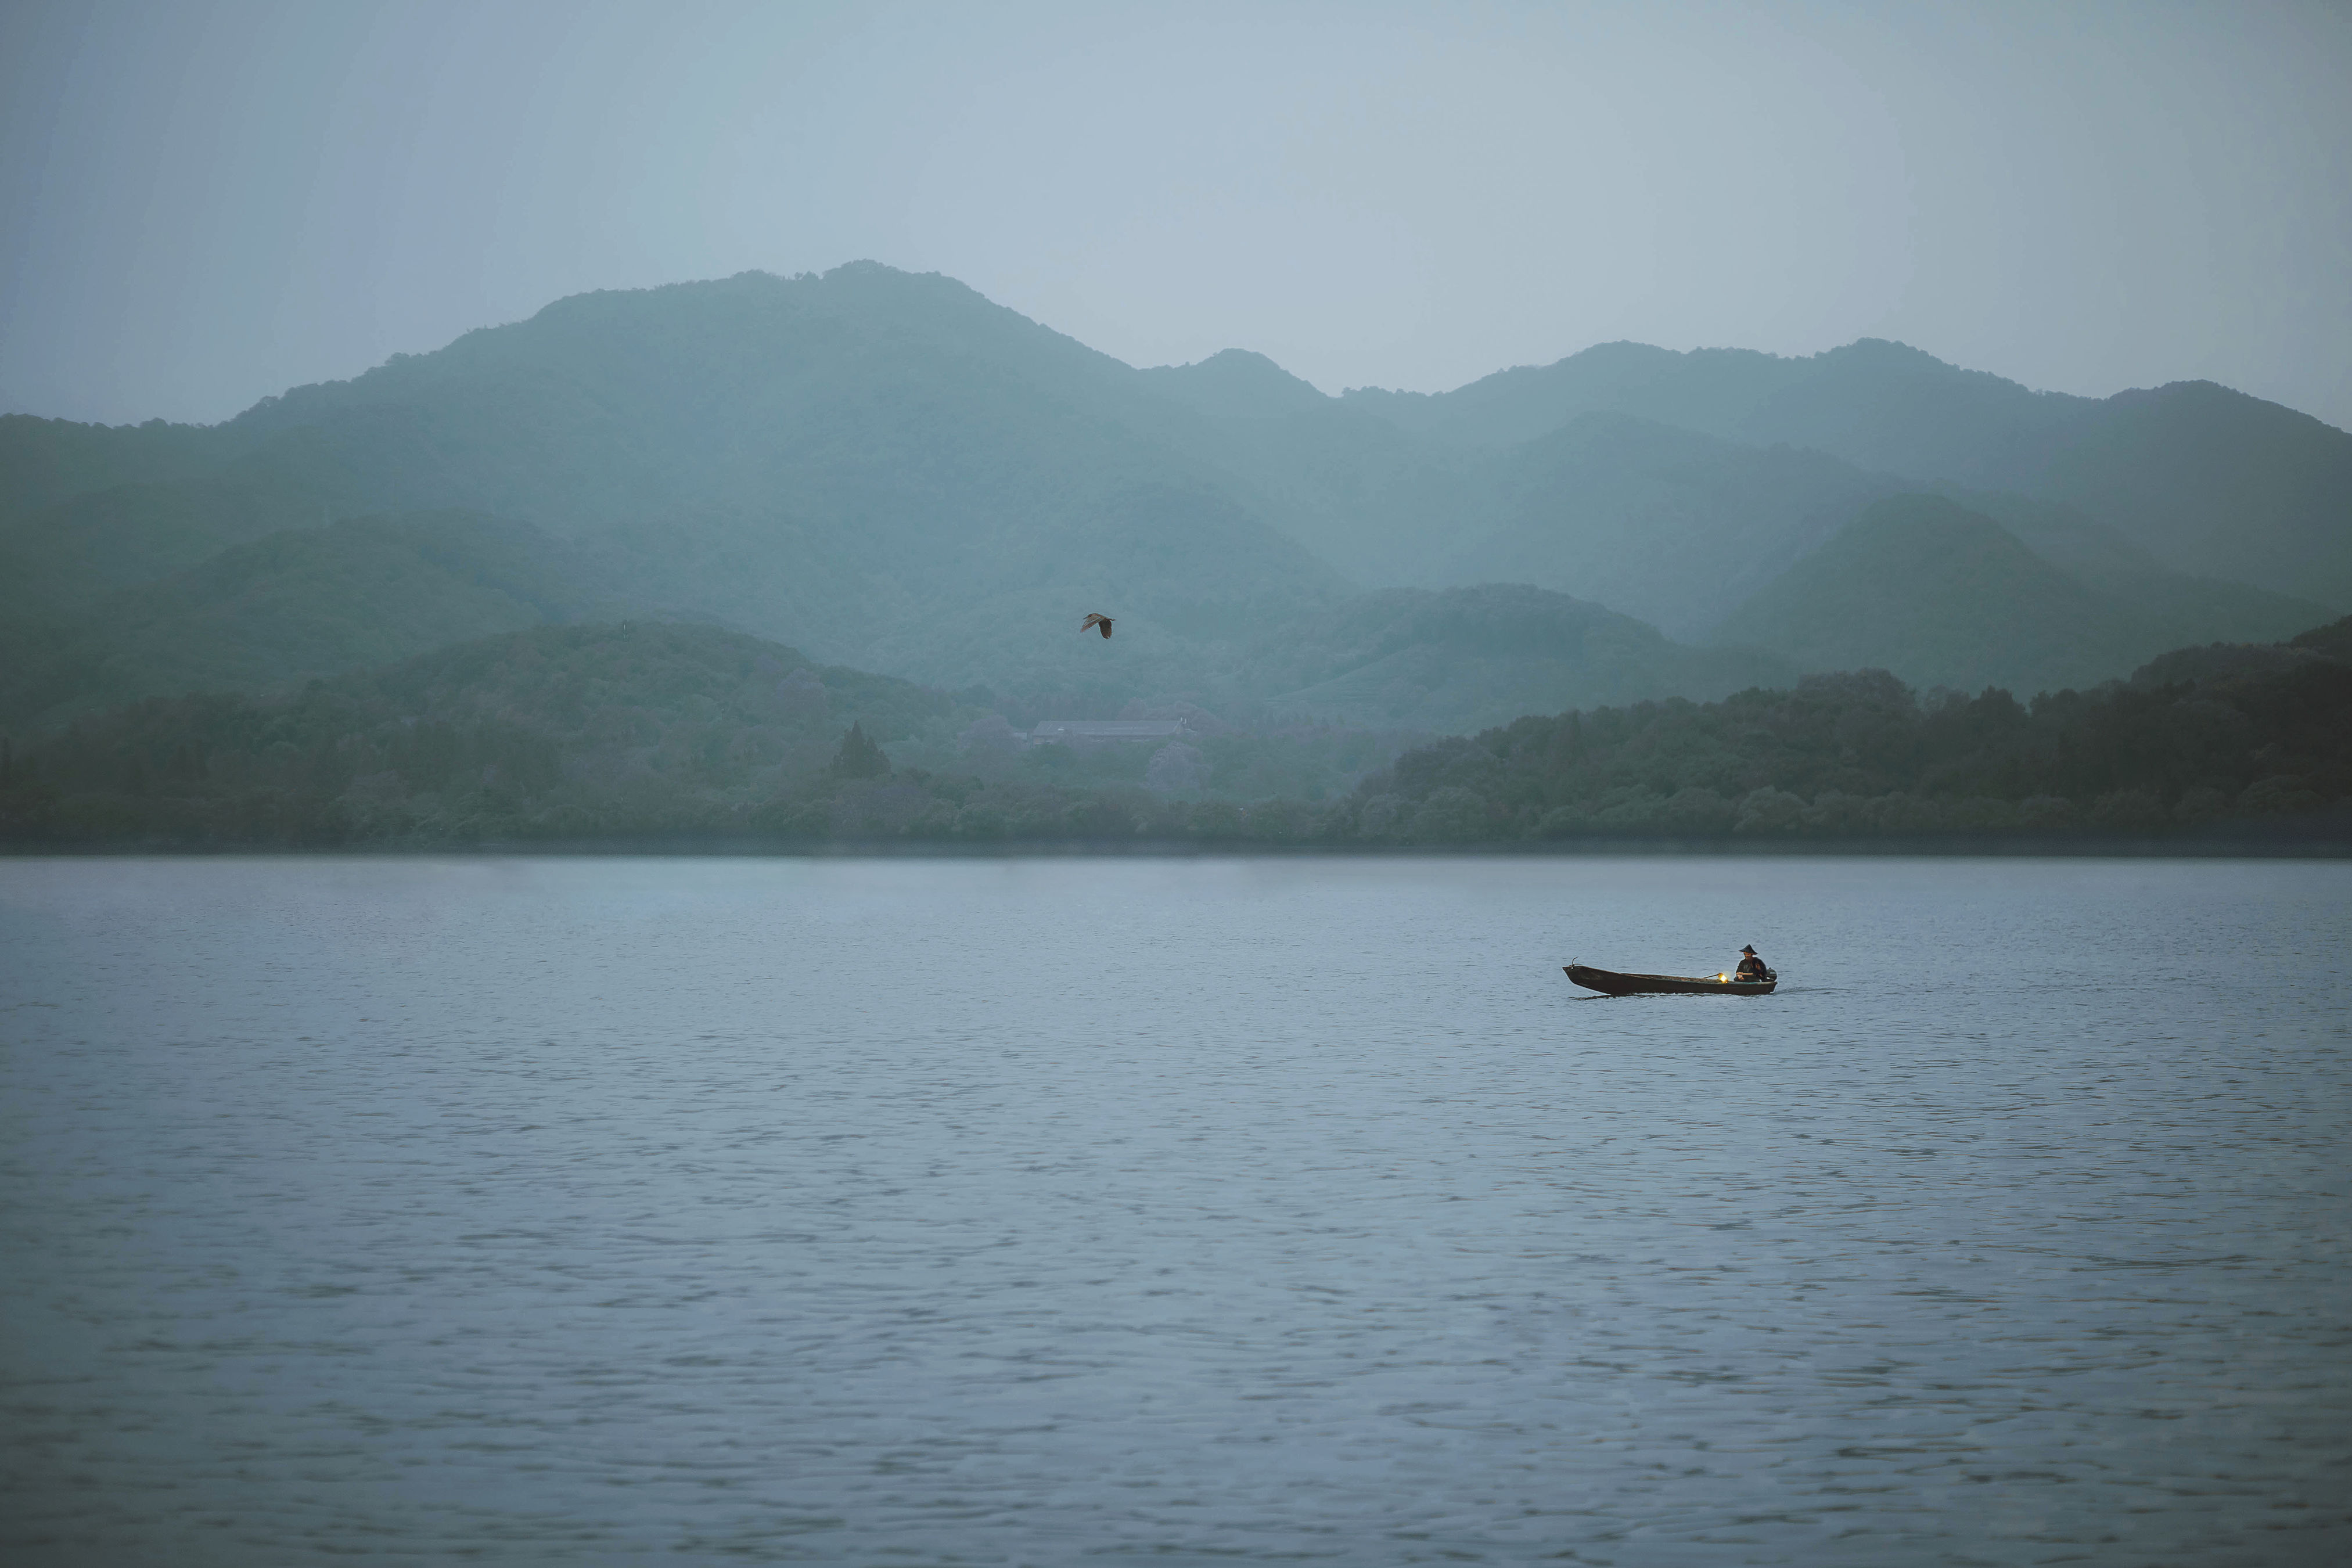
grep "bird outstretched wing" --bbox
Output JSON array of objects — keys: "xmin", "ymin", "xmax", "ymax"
[{"xmin": 1080, "ymin": 613, "xmax": 1114, "ymax": 639}]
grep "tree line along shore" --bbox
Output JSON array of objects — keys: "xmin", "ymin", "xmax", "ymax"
[{"xmin": 3, "ymin": 614, "xmax": 2346, "ymax": 851}]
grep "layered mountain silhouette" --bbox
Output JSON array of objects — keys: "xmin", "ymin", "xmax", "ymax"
[
  {"xmin": 1339, "ymin": 337, "xmax": 2352, "ymax": 608},
  {"xmin": 1256, "ymin": 585, "xmax": 1788, "ymax": 733},
  {"xmin": 0, "ymin": 512, "xmax": 626, "ymax": 731},
  {"xmin": 1714, "ymin": 495, "xmax": 2322, "ymax": 695},
  {"xmin": 1, "ymin": 261, "xmax": 2343, "ymax": 741},
  {"xmin": 1411, "ymin": 414, "xmax": 1901, "ymax": 638}
]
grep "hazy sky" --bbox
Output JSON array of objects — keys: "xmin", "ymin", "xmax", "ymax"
[{"xmin": 3, "ymin": 1, "xmax": 2349, "ymax": 429}]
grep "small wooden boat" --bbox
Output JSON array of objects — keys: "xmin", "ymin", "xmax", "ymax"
[{"xmin": 1565, "ymin": 962, "xmax": 1776, "ymax": 996}]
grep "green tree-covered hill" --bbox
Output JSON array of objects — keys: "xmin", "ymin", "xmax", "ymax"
[
  {"xmin": 8, "ymin": 616, "xmax": 2346, "ymax": 848},
  {"xmin": 0, "ymin": 620, "xmax": 1415, "ymax": 846},
  {"xmin": 1416, "ymin": 413, "xmax": 1901, "ymax": 638},
  {"xmin": 1255, "ymin": 584, "xmax": 1790, "ymax": 732},
  {"xmin": 2, "ymin": 262, "xmax": 2342, "ymax": 742},
  {"xmin": 1, "ymin": 622, "xmax": 972, "ymax": 844},
  {"xmin": 0, "ymin": 512, "xmax": 625, "ymax": 732},
  {"xmin": 0, "ymin": 413, "xmax": 236, "ymax": 528},
  {"xmin": 1342, "ymin": 337, "xmax": 2352, "ymax": 606},
  {"xmin": 1, "ymin": 266, "xmax": 1357, "ymax": 713},
  {"xmin": 1713, "ymin": 495, "xmax": 2329, "ymax": 695},
  {"xmin": 1340, "ymin": 616, "xmax": 2352, "ymax": 843}
]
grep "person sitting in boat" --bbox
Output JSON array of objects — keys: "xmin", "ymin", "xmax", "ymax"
[{"xmin": 1734, "ymin": 944, "xmax": 1769, "ymax": 981}]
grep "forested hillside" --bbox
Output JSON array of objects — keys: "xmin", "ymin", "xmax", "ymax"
[
  {"xmin": 0, "ymin": 415, "xmax": 233, "ymax": 527},
  {"xmin": 1, "ymin": 267, "xmax": 1358, "ymax": 713},
  {"xmin": 1344, "ymin": 617, "xmax": 2352, "ymax": 843},
  {"xmin": 0, "ymin": 502, "xmax": 1794, "ymax": 744},
  {"xmin": 1340, "ymin": 337, "xmax": 2352, "ymax": 608},
  {"xmin": 1, "ymin": 261, "xmax": 2342, "ymax": 742},
  {"xmin": 0, "ymin": 621, "xmax": 1417, "ymax": 846},
  {"xmin": 0, "ymin": 513, "xmax": 624, "ymax": 732},
  {"xmin": 6, "ymin": 617, "xmax": 2345, "ymax": 848},
  {"xmin": 1714, "ymin": 496, "xmax": 2326, "ymax": 695},
  {"xmin": 1256, "ymin": 584, "xmax": 1789, "ymax": 732},
  {"xmin": 1418, "ymin": 413, "xmax": 1904, "ymax": 637}
]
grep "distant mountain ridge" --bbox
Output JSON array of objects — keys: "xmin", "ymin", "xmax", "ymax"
[
  {"xmin": 1255, "ymin": 584, "xmax": 1791, "ymax": 733},
  {"xmin": 1, "ymin": 261, "xmax": 2342, "ymax": 740},
  {"xmin": 0, "ymin": 504, "xmax": 1789, "ymax": 747},
  {"xmin": 1416, "ymin": 412, "xmax": 1903, "ymax": 638},
  {"xmin": 1336, "ymin": 337, "xmax": 2351, "ymax": 606},
  {"xmin": 0, "ymin": 512, "xmax": 624, "ymax": 732},
  {"xmin": 1712, "ymin": 495, "xmax": 2325, "ymax": 695}
]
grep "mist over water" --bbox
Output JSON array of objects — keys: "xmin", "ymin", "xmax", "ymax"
[{"xmin": 3, "ymin": 855, "xmax": 2349, "ymax": 1564}]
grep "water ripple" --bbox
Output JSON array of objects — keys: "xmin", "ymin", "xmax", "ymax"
[{"xmin": 2, "ymin": 854, "xmax": 2349, "ymax": 1565}]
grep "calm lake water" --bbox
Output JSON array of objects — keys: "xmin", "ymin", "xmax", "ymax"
[{"xmin": 2, "ymin": 854, "xmax": 2349, "ymax": 1566}]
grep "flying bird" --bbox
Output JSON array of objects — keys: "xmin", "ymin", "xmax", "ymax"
[{"xmin": 1080, "ymin": 613, "xmax": 1114, "ymax": 639}]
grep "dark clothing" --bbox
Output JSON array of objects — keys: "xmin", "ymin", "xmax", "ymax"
[{"xmin": 1735, "ymin": 955, "xmax": 1768, "ymax": 980}]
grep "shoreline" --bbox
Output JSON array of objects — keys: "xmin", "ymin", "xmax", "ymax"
[{"xmin": 6, "ymin": 832, "xmax": 2349, "ymax": 860}]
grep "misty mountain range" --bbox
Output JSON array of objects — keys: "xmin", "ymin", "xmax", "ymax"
[{"xmin": 2, "ymin": 260, "xmax": 2345, "ymax": 740}]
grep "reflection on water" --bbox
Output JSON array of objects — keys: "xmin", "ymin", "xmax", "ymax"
[{"xmin": 2, "ymin": 854, "xmax": 2349, "ymax": 1565}]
